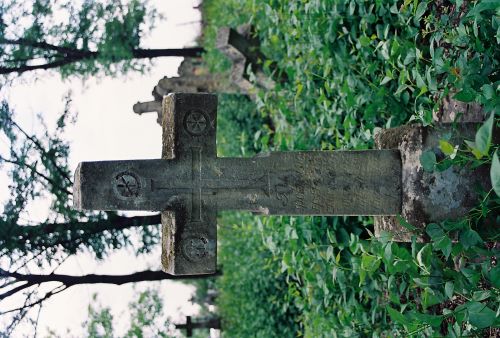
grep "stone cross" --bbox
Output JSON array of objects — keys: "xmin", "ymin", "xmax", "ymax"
[
  {"xmin": 74, "ymin": 93, "xmax": 402, "ymax": 275},
  {"xmin": 174, "ymin": 316, "xmax": 221, "ymax": 337}
]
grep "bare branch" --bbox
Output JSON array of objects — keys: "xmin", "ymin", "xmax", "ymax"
[
  {"xmin": 0, "ymin": 268, "xmax": 216, "ymax": 288},
  {"xmin": 0, "ymin": 281, "xmax": 34, "ymax": 300},
  {"xmin": 0, "ymin": 267, "xmax": 221, "ymax": 311},
  {"xmin": 0, "ymin": 56, "xmax": 84, "ymax": 75},
  {"xmin": 131, "ymin": 48, "xmax": 204, "ymax": 58},
  {"xmin": 0, "ymin": 284, "xmax": 67, "ymax": 315},
  {"xmin": 9, "ymin": 214, "xmax": 161, "ymax": 242},
  {"xmin": 33, "ymin": 303, "xmax": 42, "ymax": 338},
  {"xmin": 2, "ymin": 115, "xmax": 73, "ymax": 184}
]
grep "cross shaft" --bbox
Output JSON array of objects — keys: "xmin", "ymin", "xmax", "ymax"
[{"xmin": 74, "ymin": 93, "xmax": 402, "ymax": 275}]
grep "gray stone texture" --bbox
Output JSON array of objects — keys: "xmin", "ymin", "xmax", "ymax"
[
  {"xmin": 216, "ymin": 27, "xmax": 275, "ymax": 99},
  {"xmin": 374, "ymin": 123, "xmax": 490, "ymax": 241},
  {"xmin": 433, "ymin": 95, "xmax": 486, "ymax": 123},
  {"xmin": 74, "ymin": 92, "xmax": 492, "ymax": 274},
  {"xmin": 132, "ymin": 58, "xmax": 234, "ymax": 125},
  {"xmin": 74, "ymin": 93, "xmax": 401, "ymax": 275}
]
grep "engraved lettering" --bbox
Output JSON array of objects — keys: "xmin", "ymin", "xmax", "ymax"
[{"xmin": 275, "ymin": 184, "xmax": 289, "ymax": 206}]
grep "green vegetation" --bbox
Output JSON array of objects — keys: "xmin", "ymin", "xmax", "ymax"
[
  {"xmin": 0, "ymin": 0, "xmax": 203, "ymax": 81},
  {"xmin": 206, "ymin": 0, "xmax": 500, "ymax": 336},
  {"xmin": 46, "ymin": 289, "xmax": 173, "ymax": 338}
]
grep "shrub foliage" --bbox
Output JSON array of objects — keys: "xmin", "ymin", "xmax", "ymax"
[{"xmin": 207, "ymin": 0, "xmax": 499, "ymax": 336}]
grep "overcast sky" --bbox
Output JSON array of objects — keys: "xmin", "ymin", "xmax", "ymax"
[{"xmin": 0, "ymin": 1, "xmax": 205, "ymax": 336}]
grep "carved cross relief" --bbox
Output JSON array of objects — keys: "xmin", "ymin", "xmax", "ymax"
[{"xmin": 74, "ymin": 93, "xmax": 402, "ymax": 275}]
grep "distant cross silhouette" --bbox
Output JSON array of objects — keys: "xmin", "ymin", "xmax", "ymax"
[{"xmin": 175, "ymin": 316, "xmax": 221, "ymax": 337}]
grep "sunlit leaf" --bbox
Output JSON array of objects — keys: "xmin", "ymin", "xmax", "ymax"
[
  {"xmin": 490, "ymin": 150, "xmax": 500, "ymax": 196},
  {"xmin": 475, "ymin": 113, "xmax": 493, "ymax": 155}
]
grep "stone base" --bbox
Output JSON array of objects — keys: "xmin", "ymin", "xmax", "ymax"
[{"xmin": 374, "ymin": 124, "xmax": 490, "ymax": 241}]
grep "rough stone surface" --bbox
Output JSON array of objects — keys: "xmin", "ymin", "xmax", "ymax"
[
  {"xmin": 433, "ymin": 95, "xmax": 486, "ymax": 123},
  {"xmin": 216, "ymin": 27, "xmax": 275, "ymax": 99},
  {"xmin": 374, "ymin": 123, "xmax": 490, "ymax": 241},
  {"xmin": 74, "ymin": 93, "xmax": 401, "ymax": 275},
  {"xmin": 132, "ymin": 58, "xmax": 234, "ymax": 125}
]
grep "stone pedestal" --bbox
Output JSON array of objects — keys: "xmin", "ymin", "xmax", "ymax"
[
  {"xmin": 374, "ymin": 123, "xmax": 490, "ymax": 241},
  {"xmin": 374, "ymin": 96, "xmax": 492, "ymax": 241}
]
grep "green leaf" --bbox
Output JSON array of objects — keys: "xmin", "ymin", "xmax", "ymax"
[
  {"xmin": 475, "ymin": 113, "xmax": 493, "ymax": 156},
  {"xmin": 420, "ymin": 150, "xmax": 436, "ymax": 172},
  {"xmin": 414, "ymin": 2, "xmax": 428, "ymax": 22},
  {"xmin": 410, "ymin": 312, "xmax": 443, "ymax": 327},
  {"xmin": 439, "ymin": 140, "xmax": 455, "ymax": 156},
  {"xmin": 426, "ymin": 223, "xmax": 445, "ymax": 240},
  {"xmin": 397, "ymin": 215, "xmax": 417, "ymax": 231},
  {"xmin": 359, "ymin": 35, "xmax": 371, "ymax": 47},
  {"xmin": 466, "ymin": 0, "xmax": 500, "ymax": 19},
  {"xmin": 427, "ymin": 223, "xmax": 452, "ymax": 258},
  {"xmin": 445, "ymin": 281, "xmax": 454, "ymax": 299},
  {"xmin": 422, "ymin": 287, "xmax": 443, "ymax": 309},
  {"xmin": 465, "ymin": 140, "xmax": 485, "ymax": 159},
  {"xmin": 295, "ymin": 83, "xmax": 304, "ymax": 99},
  {"xmin": 417, "ymin": 244, "xmax": 432, "ymax": 273},
  {"xmin": 453, "ymin": 88, "xmax": 476, "ymax": 102},
  {"xmin": 489, "ymin": 266, "xmax": 500, "ymax": 288},
  {"xmin": 472, "ymin": 291, "xmax": 491, "ymax": 302},
  {"xmin": 482, "ymin": 84, "xmax": 494, "ymax": 100},
  {"xmin": 361, "ymin": 253, "xmax": 381, "ymax": 274},
  {"xmin": 387, "ymin": 307, "xmax": 409, "ymax": 325},
  {"xmin": 459, "ymin": 229, "xmax": 483, "ymax": 249},
  {"xmin": 466, "ymin": 302, "xmax": 497, "ymax": 329},
  {"xmin": 491, "ymin": 149, "xmax": 500, "ymax": 197},
  {"xmin": 380, "ymin": 76, "xmax": 392, "ymax": 85},
  {"xmin": 435, "ymin": 236, "xmax": 452, "ymax": 258},
  {"xmin": 461, "ymin": 268, "xmax": 481, "ymax": 286}
]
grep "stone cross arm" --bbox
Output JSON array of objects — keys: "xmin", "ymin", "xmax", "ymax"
[{"xmin": 74, "ymin": 93, "xmax": 401, "ymax": 275}]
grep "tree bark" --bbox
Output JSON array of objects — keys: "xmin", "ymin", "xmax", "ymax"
[
  {"xmin": 4, "ymin": 214, "xmax": 161, "ymax": 240},
  {"xmin": 0, "ymin": 268, "xmax": 218, "ymax": 287},
  {"xmin": 0, "ymin": 56, "xmax": 87, "ymax": 75},
  {"xmin": 0, "ymin": 43, "xmax": 205, "ymax": 75},
  {"xmin": 1, "ymin": 214, "xmax": 162, "ymax": 253},
  {"xmin": 131, "ymin": 47, "xmax": 204, "ymax": 58}
]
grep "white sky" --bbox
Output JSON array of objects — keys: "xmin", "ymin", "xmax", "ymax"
[{"xmin": 0, "ymin": 1, "xmax": 206, "ymax": 336}]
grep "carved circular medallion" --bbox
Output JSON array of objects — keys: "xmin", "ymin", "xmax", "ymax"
[
  {"xmin": 181, "ymin": 235, "xmax": 209, "ymax": 261},
  {"xmin": 113, "ymin": 172, "xmax": 141, "ymax": 198},
  {"xmin": 184, "ymin": 110, "xmax": 208, "ymax": 135}
]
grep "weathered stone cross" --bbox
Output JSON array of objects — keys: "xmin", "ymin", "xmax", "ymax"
[{"xmin": 74, "ymin": 93, "xmax": 402, "ymax": 275}]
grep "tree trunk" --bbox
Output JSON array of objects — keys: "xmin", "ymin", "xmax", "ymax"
[
  {"xmin": 0, "ymin": 47, "xmax": 205, "ymax": 75},
  {"xmin": 132, "ymin": 47, "xmax": 205, "ymax": 58},
  {"xmin": 1, "ymin": 269, "xmax": 218, "ymax": 287}
]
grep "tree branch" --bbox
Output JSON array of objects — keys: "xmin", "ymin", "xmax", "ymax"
[
  {"xmin": 0, "ymin": 284, "xmax": 67, "ymax": 315},
  {"xmin": 0, "ymin": 55, "xmax": 85, "ymax": 75},
  {"xmin": 1, "ymin": 268, "xmax": 217, "ymax": 288},
  {"xmin": 131, "ymin": 47, "xmax": 204, "ymax": 58},
  {"xmin": 5, "ymin": 115, "xmax": 73, "ymax": 184},
  {"xmin": 22, "ymin": 214, "xmax": 161, "ymax": 236},
  {"xmin": 0, "ymin": 38, "xmax": 91, "ymax": 57},
  {"xmin": 1, "ymin": 214, "xmax": 161, "ymax": 254},
  {"xmin": 0, "ymin": 281, "xmax": 34, "ymax": 300},
  {"xmin": 0, "ymin": 46, "xmax": 204, "ymax": 75}
]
